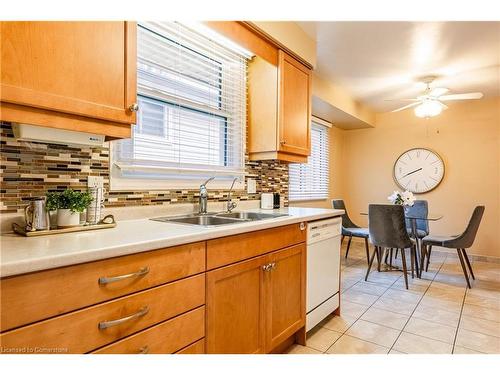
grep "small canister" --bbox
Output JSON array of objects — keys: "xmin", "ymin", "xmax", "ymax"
[{"xmin": 260, "ymin": 193, "xmax": 274, "ymax": 210}]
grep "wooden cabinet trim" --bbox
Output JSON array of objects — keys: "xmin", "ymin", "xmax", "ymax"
[
  {"xmin": 92, "ymin": 306, "xmax": 205, "ymax": 354},
  {"xmin": 206, "ymin": 223, "xmax": 306, "ymax": 270},
  {"xmin": 1, "ymin": 241, "xmax": 205, "ymax": 332},
  {"xmin": 0, "ymin": 274, "xmax": 205, "ymax": 354},
  {"xmin": 0, "ymin": 102, "xmax": 132, "ymax": 140}
]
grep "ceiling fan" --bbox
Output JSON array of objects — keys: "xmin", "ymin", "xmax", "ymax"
[{"xmin": 388, "ymin": 76, "xmax": 484, "ymax": 118}]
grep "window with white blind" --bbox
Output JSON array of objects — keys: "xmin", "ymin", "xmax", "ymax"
[
  {"xmin": 289, "ymin": 122, "xmax": 330, "ymax": 201},
  {"xmin": 110, "ymin": 22, "xmax": 249, "ymax": 190}
]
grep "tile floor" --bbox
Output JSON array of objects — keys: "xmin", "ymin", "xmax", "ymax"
[{"xmin": 286, "ymin": 240, "xmax": 500, "ymax": 354}]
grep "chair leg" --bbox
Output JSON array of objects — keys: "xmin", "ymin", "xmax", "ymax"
[
  {"xmin": 376, "ymin": 246, "xmax": 382, "ymax": 272},
  {"xmin": 461, "ymin": 248, "xmax": 475, "ymax": 280},
  {"xmin": 365, "ymin": 246, "xmax": 378, "ymax": 281},
  {"xmin": 456, "ymin": 248, "xmax": 472, "ymax": 289},
  {"xmin": 426, "ymin": 245, "xmax": 432, "ymax": 272},
  {"xmin": 345, "ymin": 235, "xmax": 352, "ymax": 259},
  {"xmin": 384, "ymin": 249, "xmax": 389, "ymax": 264},
  {"xmin": 394, "ymin": 248, "xmax": 399, "ymax": 259},
  {"xmin": 364, "ymin": 237, "xmax": 370, "ymax": 265},
  {"xmin": 420, "ymin": 243, "xmax": 427, "ymax": 274},
  {"xmin": 389, "ymin": 248, "xmax": 393, "ymax": 268},
  {"xmin": 400, "ymin": 248, "xmax": 409, "ymax": 289},
  {"xmin": 410, "ymin": 246, "xmax": 415, "ymax": 279}
]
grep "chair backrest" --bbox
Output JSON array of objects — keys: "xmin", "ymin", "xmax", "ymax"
[
  {"xmin": 405, "ymin": 200, "xmax": 429, "ymax": 234},
  {"xmin": 446, "ymin": 206, "xmax": 485, "ymax": 249},
  {"xmin": 332, "ymin": 199, "xmax": 358, "ymax": 228},
  {"xmin": 368, "ymin": 204, "xmax": 413, "ymax": 249}
]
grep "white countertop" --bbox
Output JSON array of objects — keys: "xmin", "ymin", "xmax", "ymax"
[{"xmin": 0, "ymin": 207, "xmax": 343, "ymax": 277}]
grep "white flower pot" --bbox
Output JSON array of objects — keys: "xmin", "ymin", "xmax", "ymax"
[{"xmin": 57, "ymin": 209, "xmax": 81, "ymax": 228}]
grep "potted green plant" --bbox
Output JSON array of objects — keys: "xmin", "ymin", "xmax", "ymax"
[{"xmin": 46, "ymin": 189, "xmax": 93, "ymax": 228}]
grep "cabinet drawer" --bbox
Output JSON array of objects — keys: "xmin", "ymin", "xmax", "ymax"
[
  {"xmin": 93, "ymin": 307, "xmax": 205, "ymax": 354},
  {"xmin": 207, "ymin": 223, "xmax": 306, "ymax": 269},
  {"xmin": 176, "ymin": 339, "xmax": 205, "ymax": 354},
  {"xmin": 1, "ymin": 242, "xmax": 205, "ymax": 332},
  {"xmin": 0, "ymin": 274, "xmax": 205, "ymax": 354}
]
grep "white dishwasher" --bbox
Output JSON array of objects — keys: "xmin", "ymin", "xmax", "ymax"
[{"xmin": 306, "ymin": 217, "xmax": 342, "ymax": 331}]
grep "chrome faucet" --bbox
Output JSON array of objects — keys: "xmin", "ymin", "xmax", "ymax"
[
  {"xmin": 226, "ymin": 177, "xmax": 238, "ymax": 213},
  {"xmin": 199, "ymin": 176, "xmax": 215, "ymax": 214}
]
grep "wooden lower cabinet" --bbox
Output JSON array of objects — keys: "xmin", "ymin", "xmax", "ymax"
[
  {"xmin": 266, "ymin": 245, "xmax": 306, "ymax": 350},
  {"xmin": 206, "ymin": 244, "xmax": 306, "ymax": 353},
  {"xmin": 93, "ymin": 307, "xmax": 205, "ymax": 354},
  {"xmin": 206, "ymin": 255, "xmax": 267, "ymax": 354},
  {"xmin": 0, "ymin": 275, "xmax": 204, "ymax": 354}
]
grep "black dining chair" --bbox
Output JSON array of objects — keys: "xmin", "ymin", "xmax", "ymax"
[
  {"xmin": 422, "ymin": 206, "xmax": 485, "ymax": 288},
  {"xmin": 332, "ymin": 199, "xmax": 370, "ymax": 264},
  {"xmin": 366, "ymin": 204, "xmax": 416, "ymax": 289}
]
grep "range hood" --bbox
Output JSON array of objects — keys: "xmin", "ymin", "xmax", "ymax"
[{"xmin": 12, "ymin": 123, "xmax": 105, "ymax": 147}]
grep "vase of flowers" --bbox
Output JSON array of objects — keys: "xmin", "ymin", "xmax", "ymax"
[
  {"xmin": 387, "ymin": 190, "xmax": 416, "ymax": 208},
  {"xmin": 46, "ymin": 189, "xmax": 93, "ymax": 228}
]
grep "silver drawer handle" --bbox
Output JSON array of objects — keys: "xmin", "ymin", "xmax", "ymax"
[
  {"xmin": 98, "ymin": 267, "xmax": 150, "ymax": 285},
  {"xmin": 138, "ymin": 346, "xmax": 149, "ymax": 354},
  {"xmin": 98, "ymin": 306, "xmax": 149, "ymax": 330}
]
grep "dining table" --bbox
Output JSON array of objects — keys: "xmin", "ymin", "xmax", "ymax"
[{"xmin": 360, "ymin": 210, "xmax": 443, "ymax": 278}]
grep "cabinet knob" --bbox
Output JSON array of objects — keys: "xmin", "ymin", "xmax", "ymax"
[
  {"xmin": 280, "ymin": 140, "xmax": 286, "ymax": 145},
  {"xmin": 299, "ymin": 222, "xmax": 306, "ymax": 231},
  {"xmin": 128, "ymin": 103, "xmax": 139, "ymax": 112}
]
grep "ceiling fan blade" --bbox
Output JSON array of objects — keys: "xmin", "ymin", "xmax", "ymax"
[
  {"xmin": 438, "ymin": 101, "xmax": 448, "ymax": 110},
  {"xmin": 384, "ymin": 98, "xmax": 419, "ymax": 102},
  {"xmin": 429, "ymin": 87, "xmax": 449, "ymax": 97},
  {"xmin": 391, "ymin": 102, "xmax": 421, "ymax": 112},
  {"xmin": 440, "ymin": 92, "xmax": 484, "ymax": 101}
]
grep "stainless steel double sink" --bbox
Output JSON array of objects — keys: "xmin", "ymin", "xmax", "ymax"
[{"xmin": 151, "ymin": 211, "xmax": 289, "ymax": 226}]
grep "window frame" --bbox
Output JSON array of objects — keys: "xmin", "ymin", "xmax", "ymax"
[
  {"xmin": 109, "ymin": 22, "xmax": 247, "ymax": 191},
  {"xmin": 288, "ymin": 118, "xmax": 331, "ymax": 202}
]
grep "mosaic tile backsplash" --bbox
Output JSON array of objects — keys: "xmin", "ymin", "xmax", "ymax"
[{"xmin": 0, "ymin": 122, "xmax": 289, "ymax": 213}]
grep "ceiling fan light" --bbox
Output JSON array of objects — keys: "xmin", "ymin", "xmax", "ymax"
[{"xmin": 414, "ymin": 100, "xmax": 442, "ymax": 118}]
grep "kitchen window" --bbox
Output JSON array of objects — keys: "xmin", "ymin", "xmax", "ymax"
[
  {"xmin": 289, "ymin": 120, "xmax": 330, "ymax": 201},
  {"xmin": 110, "ymin": 22, "xmax": 250, "ymax": 190}
]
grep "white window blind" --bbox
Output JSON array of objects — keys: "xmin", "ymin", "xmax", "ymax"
[
  {"xmin": 289, "ymin": 122, "xmax": 330, "ymax": 201},
  {"xmin": 112, "ymin": 22, "xmax": 248, "ymax": 186}
]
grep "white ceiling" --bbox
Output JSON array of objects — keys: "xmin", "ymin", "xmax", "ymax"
[{"xmin": 298, "ymin": 22, "xmax": 500, "ymax": 112}]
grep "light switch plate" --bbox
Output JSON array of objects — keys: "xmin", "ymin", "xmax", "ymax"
[
  {"xmin": 87, "ymin": 176, "xmax": 104, "ymax": 188},
  {"xmin": 247, "ymin": 178, "xmax": 256, "ymax": 194}
]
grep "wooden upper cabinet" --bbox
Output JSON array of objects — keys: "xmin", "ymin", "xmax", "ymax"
[
  {"xmin": 278, "ymin": 52, "xmax": 311, "ymax": 157},
  {"xmin": 0, "ymin": 21, "xmax": 137, "ymax": 139},
  {"xmin": 248, "ymin": 50, "xmax": 312, "ymax": 163},
  {"xmin": 266, "ymin": 244, "xmax": 306, "ymax": 351}
]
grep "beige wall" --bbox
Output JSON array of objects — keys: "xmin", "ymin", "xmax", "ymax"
[
  {"xmin": 293, "ymin": 98, "xmax": 500, "ymax": 258},
  {"xmin": 338, "ymin": 98, "xmax": 500, "ymax": 258}
]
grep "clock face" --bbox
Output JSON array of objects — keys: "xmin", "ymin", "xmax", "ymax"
[{"xmin": 393, "ymin": 148, "xmax": 445, "ymax": 193}]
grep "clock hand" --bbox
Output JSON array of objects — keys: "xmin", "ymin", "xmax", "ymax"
[{"xmin": 402, "ymin": 167, "xmax": 422, "ymax": 178}]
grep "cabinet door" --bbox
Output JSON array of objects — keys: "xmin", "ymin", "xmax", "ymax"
[
  {"xmin": 206, "ymin": 255, "xmax": 267, "ymax": 354},
  {"xmin": 277, "ymin": 51, "xmax": 311, "ymax": 156},
  {"xmin": 0, "ymin": 21, "xmax": 137, "ymax": 125},
  {"xmin": 266, "ymin": 244, "xmax": 306, "ymax": 351}
]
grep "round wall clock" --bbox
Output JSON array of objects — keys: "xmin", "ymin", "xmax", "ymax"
[{"xmin": 393, "ymin": 148, "xmax": 445, "ymax": 193}]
